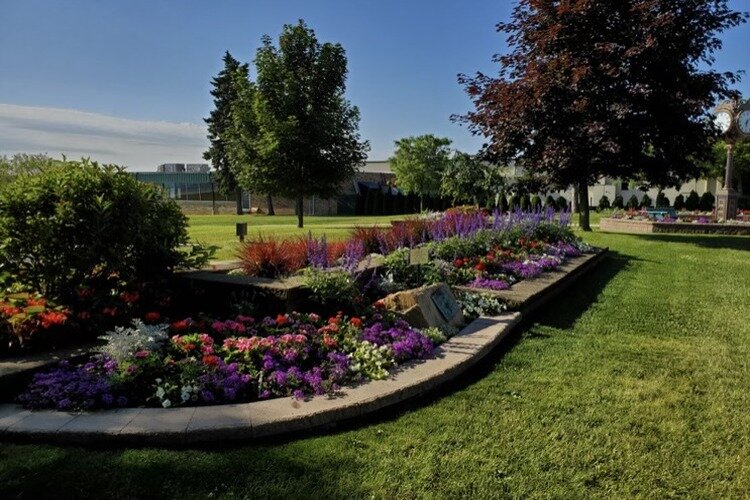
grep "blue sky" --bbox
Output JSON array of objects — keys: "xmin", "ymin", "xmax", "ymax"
[{"xmin": 1, "ymin": 0, "xmax": 748, "ymax": 169}]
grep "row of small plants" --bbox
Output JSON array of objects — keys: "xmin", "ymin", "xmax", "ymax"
[{"xmin": 18, "ymin": 297, "xmax": 507, "ymax": 411}]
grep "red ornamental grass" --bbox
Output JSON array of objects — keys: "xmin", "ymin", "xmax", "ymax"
[
  {"xmin": 326, "ymin": 240, "xmax": 347, "ymax": 265},
  {"xmin": 237, "ymin": 236, "xmax": 307, "ymax": 278},
  {"xmin": 350, "ymin": 225, "xmax": 386, "ymax": 254}
]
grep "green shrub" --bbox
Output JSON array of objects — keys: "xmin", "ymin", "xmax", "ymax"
[
  {"xmin": 556, "ymin": 196, "xmax": 568, "ymax": 211},
  {"xmin": 597, "ymin": 195, "xmax": 611, "ymax": 211},
  {"xmin": 612, "ymin": 194, "xmax": 624, "ymax": 209},
  {"xmin": 674, "ymin": 194, "xmax": 685, "ymax": 210},
  {"xmin": 626, "ymin": 194, "xmax": 640, "ymax": 209},
  {"xmin": 509, "ymin": 194, "xmax": 521, "ymax": 210},
  {"xmin": 0, "ymin": 158, "xmax": 212, "ymax": 306},
  {"xmin": 500, "ymin": 194, "xmax": 510, "ymax": 213},
  {"xmin": 641, "ymin": 194, "xmax": 652, "ymax": 208},
  {"xmin": 699, "ymin": 191, "xmax": 715, "ymax": 211},
  {"xmin": 530, "ymin": 195, "xmax": 542, "ymax": 210},
  {"xmin": 685, "ymin": 190, "xmax": 700, "ymax": 211},
  {"xmin": 520, "ymin": 194, "xmax": 531, "ymax": 210},
  {"xmin": 303, "ymin": 268, "xmax": 358, "ymax": 306},
  {"xmin": 655, "ymin": 192, "xmax": 670, "ymax": 207},
  {"xmin": 544, "ymin": 195, "xmax": 556, "ymax": 208}
]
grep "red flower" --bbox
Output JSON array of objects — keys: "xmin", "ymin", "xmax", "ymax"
[
  {"xmin": 102, "ymin": 306, "xmax": 118, "ymax": 317},
  {"xmin": 373, "ymin": 300, "xmax": 386, "ymax": 310},
  {"xmin": 184, "ymin": 343, "xmax": 196, "ymax": 351},
  {"xmin": 38, "ymin": 311, "xmax": 68, "ymax": 328},
  {"xmin": 144, "ymin": 311, "xmax": 161, "ymax": 323},
  {"xmin": 276, "ymin": 314, "xmax": 288, "ymax": 326},
  {"xmin": 171, "ymin": 319, "xmax": 190, "ymax": 331},
  {"xmin": 202, "ymin": 355, "xmax": 219, "ymax": 366},
  {"xmin": 328, "ymin": 316, "xmax": 340, "ymax": 325},
  {"xmin": 453, "ymin": 258, "xmax": 464, "ymax": 268},
  {"xmin": 350, "ymin": 317, "xmax": 362, "ymax": 328},
  {"xmin": 474, "ymin": 262, "xmax": 486, "ymax": 272},
  {"xmin": 119, "ymin": 291, "xmax": 140, "ymax": 304}
]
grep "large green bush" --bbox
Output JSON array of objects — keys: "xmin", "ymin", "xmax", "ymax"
[
  {"xmin": 685, "ymin": 190, "xmax": 700, "ymax": 211},
  {"xmin": 612, "ymin": 194, "xmax": 624, "ymax": 209},
  {"xmin": 0, "ymin": 159, "xmax": 212, "ymax": 305},
  {"xmin": 597, "ymin": 195, "xmax": 611, "ymax": 211},
  {"xmin": 674, "ymin": 194, "xmax": 685, "ymax": 210},
  {"xmin": 699, "ymin": 191, "xmax": 715, "ymax": 211}
]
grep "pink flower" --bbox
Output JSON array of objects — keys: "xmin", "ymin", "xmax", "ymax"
[
  {"xmin": 211, "ymin": 321, "xmax": 227, "ymax": 333},
  {"xmin": 134, "ymin": 350, "xmax": 150, "ymax": 359}
]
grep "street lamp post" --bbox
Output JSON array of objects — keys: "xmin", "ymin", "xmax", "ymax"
[{"xmin": 714, "ymin": 100, "xmax": 750, "ymax": 220}]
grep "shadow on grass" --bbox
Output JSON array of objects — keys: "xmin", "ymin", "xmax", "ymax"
[
  {"xmin": 0, "ymin": 440, "xmax": 371, "ymax": 499},
  {"xmin": 629, "ymin": 233, "xmax": 750, "ymax": 252}
]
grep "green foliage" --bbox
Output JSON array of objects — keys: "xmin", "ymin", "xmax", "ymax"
[
  {"xmin": 440, "ymin": 152, "xmax": 505, "ymax": 207},
  {"xmin": 204, "ymin": 52, "xmax": 247, "ymax": 202},
  {"xmin": 544, "ymin": 195, "xmax": 556, "ymax": 208},
  {"xmin": 685, "ymin": 190, "xmax": 701, "ymax": 210},
  {"xmin": 519, "ymin": 194, "xmax": 531, "ymax": 211},
  {"xmin": 509, "ymin": 194, "xmax": 521, "ymax": 209},
  {"xmin": 612, "ymin": 194, "xmax": 624, "ymax": 209},
  {"xmin": 0, "ymin": 154, "xmax": 58, "ymax": 184},
  {"xmin": 530, "ymin": 195, "xmax": 542, "ymax": 210},
  {"xmin": 674, "ymin": 193, "xmax": 686, "ymax": 210},
  {"xmin": 640, "ymin": 193, "xmax": 652, "ymax": 208},
  {"xmin": 390, "ymin": 135, "xmax": 452, "ymax": 208},
  {"xmin": 597, "ymin": 195, "xmax": 611, "ymax": 211},
  {"xmin": 656, "ymin": 191, "xmax": 670, "ymax": 208},
  {"xmin": 0, "ymin": 159, "xmax": 212, "ymax": 305},
  {"xmin": 699, "ymin": 191, "xmax": 715, "ymax": 211},
  {"xmin": 626, "ymin": 194, "xmax": 640, "ymax": 209},
  {"xmin": 703, "ymin": 137, "xmax": 750, "ymax": 188},
  {"xmin": 556, "ymin": 196, "xmax": 568, "ymax": 211},
  {"xmin": 303, "ymin": 268, "xmax": 358, "ymax": 306},
  {"xmin": 232, "ymin": 20, "xmax": 369, "ymax": 227}
]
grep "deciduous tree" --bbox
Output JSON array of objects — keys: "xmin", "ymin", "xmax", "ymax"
[
  {"xmin": 390, "ymin": 135, "xmax": 452, "ymax": 211},
  {"xmin": 457, "ymin": 0, "xmax": 746, "ymax": 230},
  {"xmin": 243, "ymin": 20, "xmax": 368, "ymax": 228}
]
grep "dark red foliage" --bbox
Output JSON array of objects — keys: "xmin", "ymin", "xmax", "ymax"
[
  {"xmin": 237, "ymin": 237, "xmax": 307, "ymax": 278},
  {"xmin": 456, "ymin": 0, "xmax": 747, "ymax": 230},
  {"xmin": 350, "ymin": 225, "xmax": 386, "ymax": 254}
]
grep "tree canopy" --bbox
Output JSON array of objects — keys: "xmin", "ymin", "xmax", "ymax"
[
  {"xmin": 457, "ymin": 0, "xmax": 747, "ymax": 230},
  {"xmin": 389, "ymin": 135, "xmax": 452, "ymax": 211},
  {"xmin": 229, "ymin": 20, "xmax": 368, "ymax": 227},
  {"xmin": 440, "ymin": 152, "xmax": 505, "ymax": 207}
]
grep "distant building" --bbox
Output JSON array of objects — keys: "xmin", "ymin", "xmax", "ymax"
[
  {"xmin": 157, "ymin": 163, "xmax": 185, "ymax": 173},
  {"xmin": 186, "ymin": 163, "xmax": 210, "ymax": 173}
]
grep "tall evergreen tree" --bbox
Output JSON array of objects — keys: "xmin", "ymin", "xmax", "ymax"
[
  {"xmin": 204, "ymin": 51, "xmax": 247, "ymax": 215},
  {"xmin": 457, "ymin": 0, "xmax": 746, "ymax": 230}
]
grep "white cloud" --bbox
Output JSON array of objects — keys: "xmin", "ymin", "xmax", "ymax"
[{"xmin": 0, "ymin": 103, "xmax": 209, "ymax": 170}]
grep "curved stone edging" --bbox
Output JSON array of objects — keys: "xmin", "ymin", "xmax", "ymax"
[{"xmin": 0, "ymin": 313, "xmax": 520, "ymax": 445}]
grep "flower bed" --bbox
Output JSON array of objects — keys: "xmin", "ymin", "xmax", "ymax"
[{"xmin": 17, "ymin": 308, "xmax": 440, "ymax": 411}]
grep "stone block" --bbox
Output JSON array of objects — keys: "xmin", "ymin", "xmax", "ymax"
[{"xmin": 383, "ymin": 283, "xmax": 463, "ymax": 329}]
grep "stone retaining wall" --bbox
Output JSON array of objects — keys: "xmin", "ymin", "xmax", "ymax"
[{"xmin": 600, "ymin": 218, "xmax": 750, "ymax": 236}]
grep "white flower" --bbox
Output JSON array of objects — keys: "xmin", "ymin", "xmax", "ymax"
[{"xmin": 162, "ymin": 399, "xmax": 172, "ymax": 408}]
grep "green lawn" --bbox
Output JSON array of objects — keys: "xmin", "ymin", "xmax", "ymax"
[
  {"xmin": 188, "ymin": 214, "xmax": 404, "ymax": 260},
  {"xmin": 2, "ymin": 231, "xmax": 750, "ymax": 498}
]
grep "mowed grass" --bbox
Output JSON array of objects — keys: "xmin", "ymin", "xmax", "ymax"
[
  {"xmin": 187, "ymin": 214, "xmax": 405, "ymax": 260},
  {"xmin": 2, "ymin": 231, "xmax": 750, "ymax": 498}
]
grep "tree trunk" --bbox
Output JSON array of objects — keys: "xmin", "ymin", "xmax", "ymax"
[
  {"xmin": 266, "ymin": 194, "xmax": 275, "ymax": 215},
  {"xmin": 235, "ymin": 188, "xmax": 243, "ymax": 215},
  {"xmin": 578, "ymin": 180, "xmax": 592, "ymax": 231},
  {"xmin": 296, "ymin": 196, "xmax": 304, "ymax": 228}
]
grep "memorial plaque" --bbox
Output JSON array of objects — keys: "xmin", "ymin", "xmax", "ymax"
[
  {"xmin": 431, "ymin": 288, "xmax": 460, "ymax": 321},
  {"xmin": 409, "ymin": 247, "xmax": 430, "ymax": 266}
]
